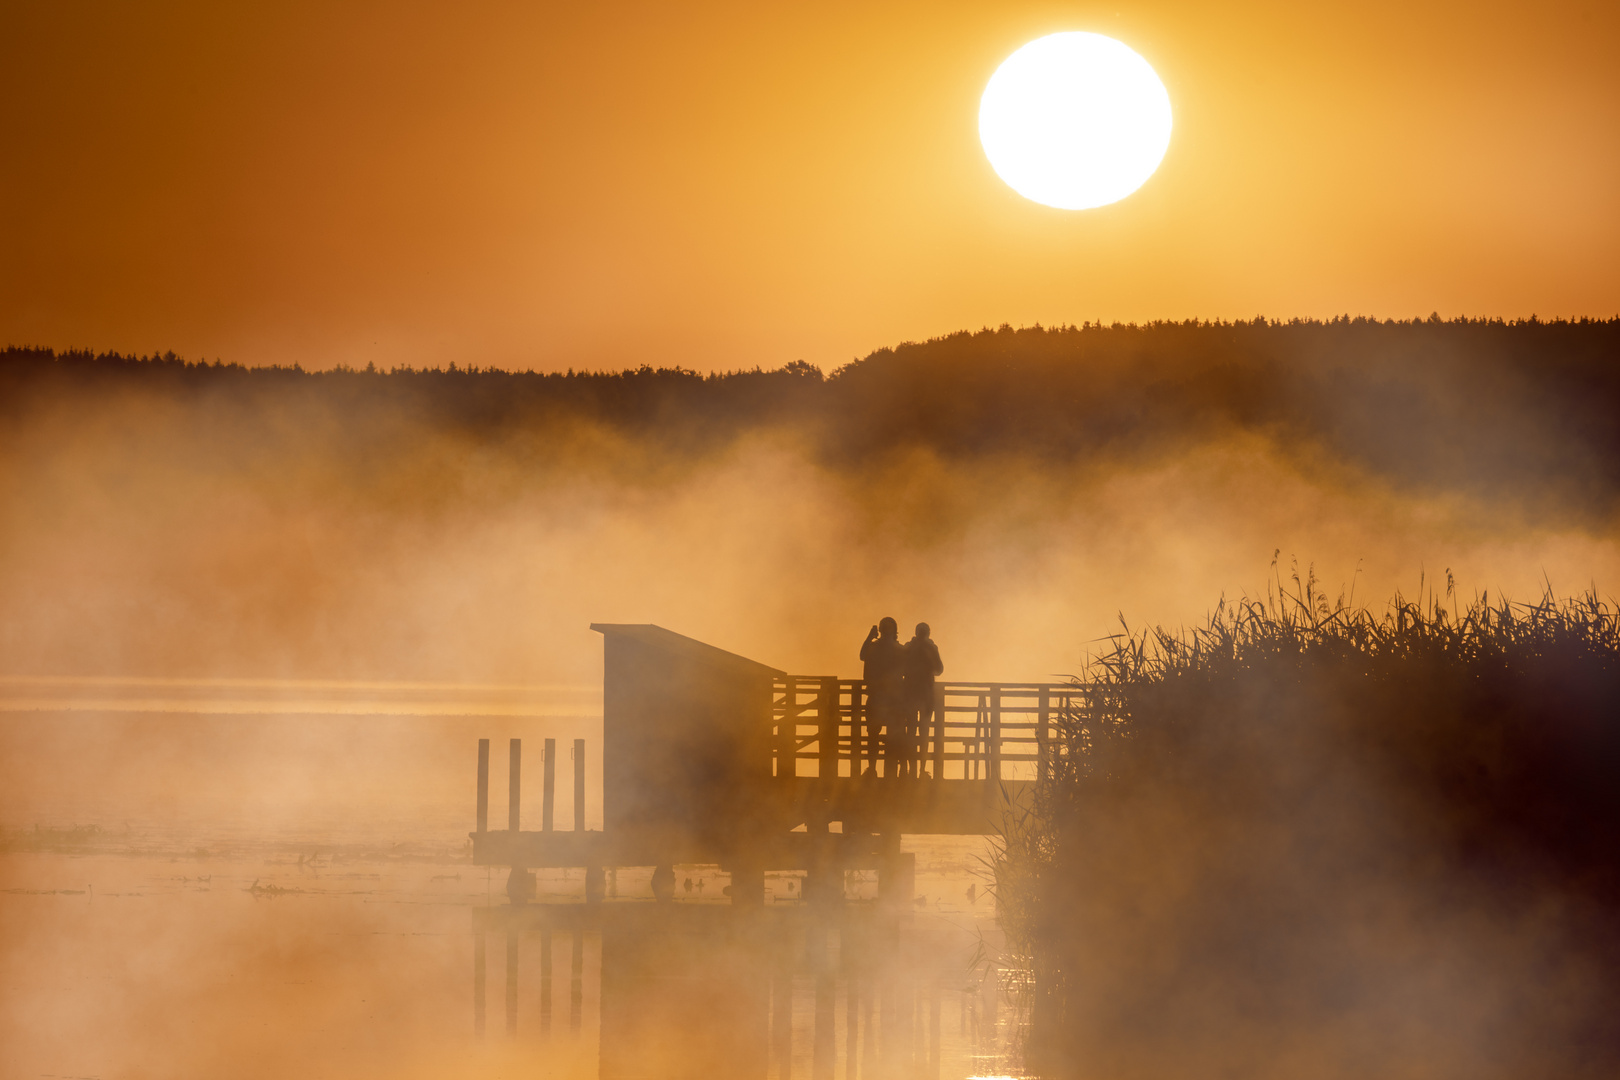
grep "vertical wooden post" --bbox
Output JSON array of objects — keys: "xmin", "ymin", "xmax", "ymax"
[
  {"xmin": 1037, "ymin": 687, "xmax": 1051, "ymax": 783},
  {"xmin": 473, "ymin": 928, "xmax": 486, "ymax": 1038},
  {"xmin": 880, "ymin": 963, "xmax": 899, "ymax": 1074},
  {"xmin": 779, "ymin": 677, "xmax": 799, "ymax": 783},
  {"xmin": 573, "ymin": 738, "xmax": 586, "ymax": 831},
  {"xmin": 772, "ymin": 969, "xmax": 793, "ymax": 1078},
  {"xmin": 988, "ymin": 686, "xmax": 1002, "ymax": 783},
  {"xmin": 855, "ymin": 680, "xmax": 868, "ymax": 773},
  {"xmin": 542, "ymin": 738, "xmax": 556, "ymax": 832},
  {"xmin": 818, "ymin": 677, "xmax": 838, "ymax": 781},
  {"xmin": 904, "ymin": 975, "xmax": 918, "ymax": 1076},
  {"xmin": 975, "ymin": 695, "xmax": 988, "ymax": 781},
  {"xmin": 929, "ymin": 979, "xmax": 942, "ymax": 1078},
  {"xmin": 931, "ymin": 684, "xmax": 945, "ymax": 780},
  {"xmin": 505, "ymin": 924, "xmax": 518, "ymax": 1035},
  {"xmin": 476, "ymin": 739, "xmax": 489, "ymax": 834},
  {"xmin": 570, "ymin": 931, "xmax": 584, "ymax": 1032},
  {"xmin": 813, "ymin": 927, "xmax": 835, "ymax": 1080},
  {"xmin": 863, "ymin": 976, "xmax": 878, "ymax": 1077},
  {"xmin": 846, "ymin": 970, "xmax": 860, "ymax": 1080},
  {"xmin": 508, "ymin": 739, "xmax": 521, "ymax": 832},
  {"xmin": 539, "ymin": 927, "xmax": 552, "ymax": 1035},
  {"xmin": 730, "ymin": 857, "xmax": 764, "ymax": 907}
]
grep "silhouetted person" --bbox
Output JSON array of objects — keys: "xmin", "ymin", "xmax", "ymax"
[
  {"xmin": 902, "ymin": 623, "xmax": 943, "ymax": 777},
  {"xmin": 860, "ymin": 617, "xmax": 905, "ymax": 776}
]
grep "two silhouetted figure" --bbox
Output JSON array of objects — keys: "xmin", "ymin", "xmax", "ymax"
[{"xmin": 860, "ymin": 618, "xmax": 943, "ymax": 777}]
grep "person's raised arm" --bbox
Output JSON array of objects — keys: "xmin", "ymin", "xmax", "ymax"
[{"xmin": 860, "ymin": 625, "xmax": 879, "ymax": 661}]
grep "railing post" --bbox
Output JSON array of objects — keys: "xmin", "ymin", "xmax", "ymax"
[
  {"xmin": 932, "ymin": 684, "xmax": 945, "ymax": 780},
  {"xmin": 1038, "ymin": 687, "xmax": 1051, "ymax": 783},
  {"xmin": 819, "ymin": 677, "xmax": 838, "ymax": 781},
  {"xmin": 975, "ymin": 695, "xmax": 988, "ymax": 780},
  {"xmin": 849, "ymin": 680, "xmax": 864, "ymax": 777},
  {"xmin": 573, "ymin": 738, "xmax": 586, "ymax": 831},
  {"xmin": 476, "ymin": 739, "xmax": 489, "ymax": 834},
  {"xmin": 988, "ymin": 687, "xmax": 1002, "ymax": 783},
  {"xmin": 542, "ymin": 738, "xmax": 556, "ymax": 832},
  {"xmin": 779, "ymin": 678, "xmax": 798, "ymax": 783},
  {"xmin": 508, "ymin": 738, "xmax": 521, "ymax": 831}
]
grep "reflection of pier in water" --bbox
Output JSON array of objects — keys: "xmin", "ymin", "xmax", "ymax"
[
  {"xmin": 464, "ymin": 624, "xmax": 1069, "ymax": 1076},
  {"xmin": 472, "ymin": 902, "xmax": 1011, "ymax": 1080}
]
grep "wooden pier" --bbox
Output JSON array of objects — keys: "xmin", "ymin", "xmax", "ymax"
[{"xmin": 471, "ymin": 624, "xmax": 1081, "ymax": 906}]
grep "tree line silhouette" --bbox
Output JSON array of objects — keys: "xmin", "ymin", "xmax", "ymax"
[{"xmin": 4, "ymin": 316, "xmax": 1618, "ymax": 515}]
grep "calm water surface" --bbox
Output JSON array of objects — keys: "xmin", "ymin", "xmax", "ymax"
[{"xmin": 1, "ymin": 688, "xmax": 1024, "ymax": 1079}]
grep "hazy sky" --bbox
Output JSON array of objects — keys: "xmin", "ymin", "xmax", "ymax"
[{"xmin": 3, "ymin": 0, "xmax": 1617, "ymax": 372}]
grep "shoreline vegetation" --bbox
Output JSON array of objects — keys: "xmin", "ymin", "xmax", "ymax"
[
  {"xmin": 5, "ymin": 317, "xmax": 1619, "ymax": 517},
  {"xmin": 996, "ymin": 569, "xmax": 1620, "ymax": 1079}
]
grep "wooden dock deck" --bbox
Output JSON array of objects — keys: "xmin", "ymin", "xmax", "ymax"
[{"xmin": 469, "ymin": 625, "xmax": 1083, "ymax": 906}]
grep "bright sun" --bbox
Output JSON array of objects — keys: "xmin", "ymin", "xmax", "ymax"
[{"xmin": 979, "ymin": 32, "xmax": 1172, "ymax": 211}]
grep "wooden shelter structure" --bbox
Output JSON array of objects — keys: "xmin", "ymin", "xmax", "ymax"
[{"xmin": 471, "ymin": 624, "xmax": 1079, "ymax": 906}]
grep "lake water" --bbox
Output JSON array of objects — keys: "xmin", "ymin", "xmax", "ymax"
[{"xmin": 0, "ymin": 680, "xmax": 1023, "ymax": 1079}]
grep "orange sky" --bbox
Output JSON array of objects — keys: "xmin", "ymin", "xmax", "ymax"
[{"xmin": 2, "ymin": 0, "xmax": 1616, "ymax": 372}]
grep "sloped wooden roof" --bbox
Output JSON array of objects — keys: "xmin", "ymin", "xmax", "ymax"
[{"xmin": 589, "ymin": 623, "xmax": 785, "ymax": 679}]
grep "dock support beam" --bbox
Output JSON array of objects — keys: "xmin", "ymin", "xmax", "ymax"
[
  {"xmin": 473, "ymin": 928, "xmax": 486, "ymax": 1038},
  {"xmin": 476, "ymin": 739, "xmax": 489, "ymax": 835},
  {"xmin": 570, "ymin": 930, "xmax": 585, "ymax": 1031},
  {"xmin": 539, "ymin": 928, "xmax": 553, "ymax": 1033},
  {"xmin": 573, "ymin": 738, "xmax": 586, "ymax": 831},
  {"xmin": 542, "ymin": 738, "xmax": 556, "ymax": 832},
  {"xmin": 505, "ymin": 924, "xmax": 518, "ymax": 1035},
  {"xmin": 508, "ymin": 739, "xmax": 521, "ymax": 832},
  {"xmin": 812, "ymin": 925, "xmax": 835, "ymax": 1080},
  {"xmin": 729, "ymin": 856, "xmax": 765, "ymax": 907}
]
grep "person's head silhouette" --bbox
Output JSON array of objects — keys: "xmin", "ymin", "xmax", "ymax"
[
  {"xmin": 879, "ymin": 617, "xmax": 898, "ymax": 638},
  {"xmin": 915, "ymin": 622, "xmax": 931, "ymax": 639}
]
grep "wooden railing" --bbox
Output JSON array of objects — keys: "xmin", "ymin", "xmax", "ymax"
[{"xmin": 771, "ymin": 678, "xmax": 1090, "ymax": 783}]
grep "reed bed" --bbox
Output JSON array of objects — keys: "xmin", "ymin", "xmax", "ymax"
[{"xmin": 997, "ymin": 569, "xmax": 1620, "ymax": 1079}]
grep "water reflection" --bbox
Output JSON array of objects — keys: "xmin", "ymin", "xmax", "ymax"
[
  {"xmin": 473, "ymin": 900, "xmax": 1011, "ymax": 1080},
  {"xmin": 0, "ymin": 841, "xmax": 1014, "ymax": 1079}
]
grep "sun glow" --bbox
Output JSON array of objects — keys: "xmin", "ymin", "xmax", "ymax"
[{"xmin": 979, "ymin": 32, "xmax": 1172, "ymax": 210}]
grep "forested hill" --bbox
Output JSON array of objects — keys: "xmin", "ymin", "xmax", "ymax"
[{"xmin": 5, "ymin": 318, "xmax": 1619, "ymax": 516}]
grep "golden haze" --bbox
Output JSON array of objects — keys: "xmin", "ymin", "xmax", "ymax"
[{"xmin": 1, "ymin": 0, "xmax": 1616, "ymax": 371}]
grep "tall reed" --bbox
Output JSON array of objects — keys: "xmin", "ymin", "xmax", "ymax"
[{"xmin": 999, "ymin": 568, "xmax": 1620, "ymax": 1079}]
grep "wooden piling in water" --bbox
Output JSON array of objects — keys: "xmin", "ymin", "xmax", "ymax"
[
  {"xmin": 573, "ymin": 738, "xmax": 585, "ymax": 831},
  {"xmin": 476, "ymin": 739, "xmax": 489, "ymax": 835},
  {"xmin": 846, "ymin": 971, "xmax": 860, "ymax": 1080},
  {"xmin": 505, "ymin": 924, "xmax": 518, "ymax": 1035},
  {"xmin": 508, "ymin": 739, "xmax": 521, "ymax": 833},
  {"xmin": 540, "ymin": 927, "xmax": 552, "ymax": 1034},
  {"xmin": 929, "ymin": 978, "xmax": 942, "ymax": 1078},
  {"xmin": 542, "ymin": 738, "xmax": 556, "ymax": 832},
  {"xmin": 473, "ymin": 929, "xmax": 486, "ymax": 1038},
  {"xmin": 570, "ymin": 930, "xmax": 584, "ymax": 1031},
  {"xmin": 813, "ymin": 926, "xmax": 835, "ymax": 1080},
  {"xmin": 771, "ymin": 968, "xmax": 792, "ymax": 1078}
]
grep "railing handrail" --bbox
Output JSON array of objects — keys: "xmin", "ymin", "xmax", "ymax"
[{"xmin": 768, "ymin": 676, "xmax": 1094, "ymax": 783}]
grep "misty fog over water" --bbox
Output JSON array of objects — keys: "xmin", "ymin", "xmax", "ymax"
[{"xmin": 4, "ymin": 320, "xmax": 1618, "ymax": 1078}]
